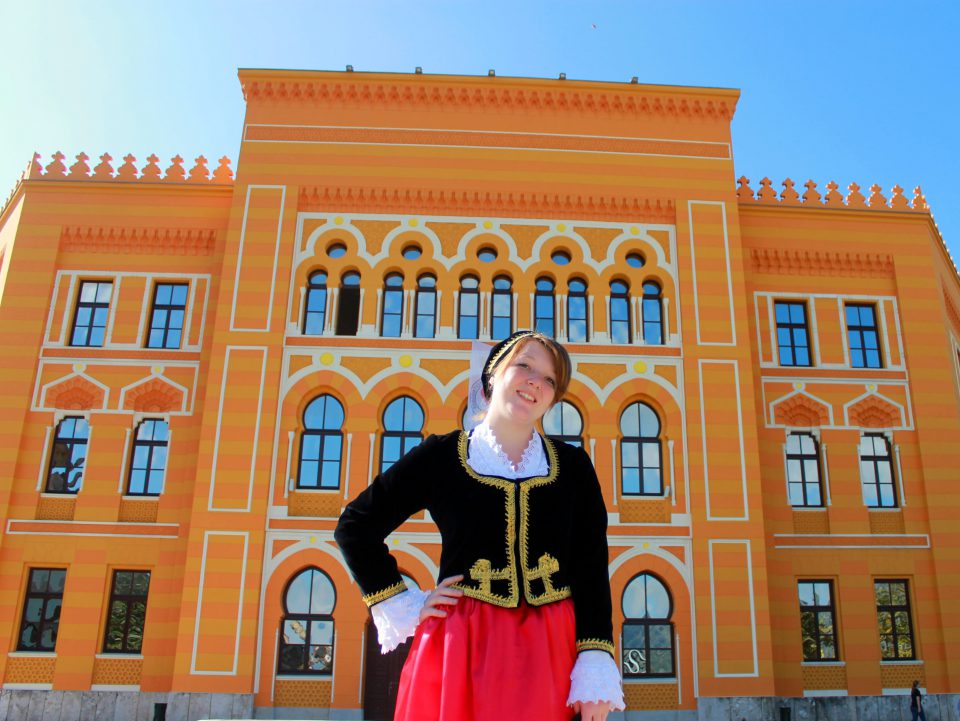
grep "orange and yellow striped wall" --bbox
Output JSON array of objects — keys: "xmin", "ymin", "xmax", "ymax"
[{"xmin": 0, "ymin": 68, "xmax": 957, "ymax": 721}]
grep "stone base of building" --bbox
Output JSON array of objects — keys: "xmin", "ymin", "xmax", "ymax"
[
  {"xmin": 696, "ymin": 694, "xmax": 960, "ymax": 721},
  {"xmin": 0, "ymin": 690, "xmax": 253, "ymax": 721},
  {"xmin": 2, "ymin": 691, "xmax": 959, "ymax": 721}
]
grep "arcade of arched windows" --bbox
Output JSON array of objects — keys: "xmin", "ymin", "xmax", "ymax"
[
  {"xmin": 289, "ymin": 224, "xmax": 678, "ymax": 346},
  {"xmin": 278, "ymin": 372, "xmax": 683, "ymax": 514}
]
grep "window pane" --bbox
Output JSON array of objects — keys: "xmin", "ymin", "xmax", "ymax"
[
  {"xmin": 621, "ymin": 468, "xmax": 640, "ymax": 495},
  {"xmin": 649, "ymin": 649, "xmax": 673, "ymax": 674}
]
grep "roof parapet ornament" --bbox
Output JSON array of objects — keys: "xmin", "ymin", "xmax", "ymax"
[
  {"xmin": 737, "ymin": 177, "xmax": 930, "ymax": 213},
  {"xmin": 21, "ymin": 151, "xmax": 234, "ymax": 185}
]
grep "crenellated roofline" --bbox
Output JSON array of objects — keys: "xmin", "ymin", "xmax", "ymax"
[{"xmin": 237, "ymin": 68, "xmax": 740, "ymax": 122}]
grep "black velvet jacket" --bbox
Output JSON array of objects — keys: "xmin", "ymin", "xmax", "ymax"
[{"xmin": 334, "ymin": 430, "xmax": 614, "ymax": 656}]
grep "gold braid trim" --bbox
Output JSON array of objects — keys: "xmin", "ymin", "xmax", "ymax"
[
  {"xmin": 454, "ymin": 431, "xmax": 519, "ymax": 607},
  {"xmin": 455, "ymin": 431, "xmax": 567, "ymax": 607},
  {"xmin": 577, "ymin": 639, "xmax": 615, "ymax": 655},
  {"xmin": 362, "ymin": 581, "xmax": 407, "ymax": 607},
  {"xmin": 519, "ymin": 438, "xmax": 570, "ymax": 605},
  {"xmin": 484, "ymin": 331, "xmax": 536, "ymax": 378}
]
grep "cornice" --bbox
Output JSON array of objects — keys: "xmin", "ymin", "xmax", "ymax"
[
  {"xmin": 244, "ymin": 125, "xmax": 730, "ymax": 159},
  {"xmin": 239, "ymin": 69, "xmax": 738, "ymax": 121},
  {"xmin": 748, "ymin": 247, "xmax": 894, "ymax": 278},
  {"xmin": 60, "ymin": 226, "xmax": 218, "ymax": 256},
  {"xmin": 297, "ymin": 185, "xmax": 676, "ymax": 224}
]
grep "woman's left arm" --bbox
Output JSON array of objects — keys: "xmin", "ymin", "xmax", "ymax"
[{"xmin": 567, "ymin": 447, "xmax": 625, "ymax": 714}]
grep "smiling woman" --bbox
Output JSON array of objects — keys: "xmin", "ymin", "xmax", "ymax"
[{"xmin": 336, "ymin": 330, "xmax": 625, "ymax": 721}]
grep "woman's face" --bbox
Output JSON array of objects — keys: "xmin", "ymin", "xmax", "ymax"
[{"xmin": 487, "ymin": 340, "xmax": 557, "ymax": 428}]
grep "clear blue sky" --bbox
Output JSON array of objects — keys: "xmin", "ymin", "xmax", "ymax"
[{"xmin": 2, "ymin": 1, "xmax": 957, "ymax": 257}]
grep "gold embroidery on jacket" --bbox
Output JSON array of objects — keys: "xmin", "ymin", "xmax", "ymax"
[
  {"xmin": 454, "ymin": 432, "xmax": 519, "ymax": 607},
  {"xmin": 454, "ymin": 432, "xmax": 568, "ymax": 607},
  {"xmin": 468, "ymin": 558, "xmax": 514, "ymax": 597},
  {"xmin": 517, "ymin": 438, "xmax": 571, "ymax": 605},
  {"xmin": 577, "ymin": 638, "xmax": 615, "ymax": 655},
  {"xmin": 362, "ymin": 581, "xmax": 407, "ymax": 607}
]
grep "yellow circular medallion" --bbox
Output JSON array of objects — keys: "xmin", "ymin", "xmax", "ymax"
[
  {"xmin": 633, "ymin": 360, "xmax": 647, "ymax": 373},
  {"xmin": 334, "ymin": 216, "xmax": 344, "ymax": 225},
  {"xmin": 320, "ymin": 352, "xmax": 334, "ymax": 366},
  {"xmin": 399, "ymin": 355, "xmax": 413, "ymax": 368}
]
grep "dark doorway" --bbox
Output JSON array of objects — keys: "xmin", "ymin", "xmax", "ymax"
[{"xmin": 363, "ymin": 619, "xmax": 413, "ymax": 721}]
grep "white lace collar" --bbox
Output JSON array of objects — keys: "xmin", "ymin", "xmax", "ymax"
[{"xmin": 467, "ymin": 421, "xmax": 548, "ymax": 479}]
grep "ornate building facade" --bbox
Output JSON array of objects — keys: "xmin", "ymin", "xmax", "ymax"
[{"xmin": 0, "ymin": 68, "xmax": 957, "ymax": 720}]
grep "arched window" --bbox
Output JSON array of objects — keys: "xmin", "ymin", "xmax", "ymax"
[
  {"xmin": 414, "ymin": 275, "xmax": 437, "ymax": 339},
  {"xmin": 335, "ymin": 272, "xmax": 361, "ymax": 336},
  {"xmin": 610, "ymin": 280, "xmax": 631, "ymax": 344},
  {"xmin": 381, "ymin": 396, "xmax": 424, "ymax": 473},
  {"xmin": 303, "ymin": 271, "xmax": 328, "ymax": 335},
  {"xmin": 534, "ymin": 277, "xmax": 556, "ymax": 337},
  {"xmin": 458, "ymin": 276, "xmax": 480, "ymax": 339},
  {"xmin": 786, "ymin": 433, "xmax": 823, "ymax": 507},
  {"xmin": 642, "ymin": 281, "xmax": 663, "ymax": 345},
  {"xmin": 298, "ymin": 395, "xmax": 344, "ymax": 489},
  {"xmin": 277, "ymin": 568, "xmax": 336, "ymax": 675},
  {"xmin": 620, "ymin": 402, "xmax": 662, "ymax": 496},
  {"xmin": 45, "ymin": 416, "xmax": 89, "ymax": 494},
  {"xmin": 491, "ymin": 275, "xmax": 513, "ymax": 340},
  {"xmin": 126, "ymin": 419, "xmax": 169, "ymax": 496},
  {"xmin": 542, "ymin": 401, "xmax": 584, "ymax": 447},
  {"xmin": 622, "ymin": 573, "xmax": 674, "ymax": 678},
  {"xmin": 380, "ymin": 273, "xmax": 404, "ymax": 337},
  {"xmin": 567, "ymin": 278, "xmax": 588, "ymax": 342}
]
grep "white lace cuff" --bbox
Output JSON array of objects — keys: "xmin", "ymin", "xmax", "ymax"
[
  {"xmin": 567, "ymin": 650, "xmax": 625, "ymax": 711},
  {"xmin": 370, "ymin": 588, "xmax": 429, "ymax": 654}
]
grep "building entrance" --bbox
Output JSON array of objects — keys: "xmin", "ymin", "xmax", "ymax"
[{"xmin": 363, "ymin": 619, "xmax": 413, "ymax": 721}]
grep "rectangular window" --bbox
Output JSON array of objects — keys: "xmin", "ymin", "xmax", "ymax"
[
  {"xmin": 70, "ymin": 281, "xmax": 112, "ymax": 347},
  {"xmin": 457, "ymin": 281, "xmax": 479, "ymax": 339},
  {"xmin": 775, "ymin": 301, "xmax": 812, "ymax": 366},
  {"xmin": 146, "ymin": 283, "xmax": 188, "ymax": 349},
  {"xmin": 491, "ymin": 284, "xmax": 512, "ymax": 340},
  {"xmin": 786, "ymin": 433, "xmax": 823, "ymax": 507},
  {"xmin": 859, "ymin": 433, "xmax": 898, "ymax": 508},
  {"xmin": 798, "ymin": 580, "xmax": 838, "ymax": 661},
  {"xmin": 845, "ymin": 303, "xmax": 882, "ymax": 368},
  {"xmin": 566, "ymin": 280, "xmax": 588, "ymax": 343},
  {"xmin": 414, "ymin": 279, "xmax": 436, "ymax": 339},
  {"xmin": 874, "ymin": 580, "xmax": 916, "ymax": 660},
  {"xmin": 103, "ymin": 570, "xmax": 150, "ymax": 654},
  {"xmin": 18, "ymin": 568, "xmax": 66, "ymax": 651},
  {"xmin": 126, "ymin": 419, "xmax": 169, "ymax": 496}
]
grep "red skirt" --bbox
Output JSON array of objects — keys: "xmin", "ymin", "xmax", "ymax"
[{"xmin": 394, "ymin": 597, "xmax": 577, "ymax": 721}]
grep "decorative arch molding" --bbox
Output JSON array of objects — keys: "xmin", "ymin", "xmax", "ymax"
[
  {"xmin": 118, "ymin": 373, "xmax": 190, "ymax": 414},
  {"xmin": 298, "ymin": 221, "xmax": 366, "ymax": 268},
  {"xmin": 770, "ymin": 390, "xmax": 833, "ymax": 428},
  {"xmin": 590, "ymin": 370, "xmax": 684, "ymax": 433},
  {"xmin": 39, "ymin": 371, "xmax": 109, "ymax": 411},
  {"xmin": 378, "ymin": 224, "xmax": 445, "ymax": 268},
  {"xmin": 608, "ymin": 545, "xmax": 692, "ymax": 597},
  {"xmin": 294, "ymin": 212, "xmax": 677, "ymax": 279},
  {"xmin": 844, "ymin": 392, "xmax": 905, "ymax": 429},
  {"xmin": 45, "ymin": 376, "xmax": 105, "ymax": 411},
  {"xmin": 283, "ymin": 353, "xmax": 470, "ymax": 406}
]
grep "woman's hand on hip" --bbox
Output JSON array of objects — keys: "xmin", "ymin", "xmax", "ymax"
[
  {"xmin": 418, "ymin": 574, "xmax": 464, "ymax": 623},
  {"xmin": 572, "ymin": 700, "xmax": 611, "ymax": 721}
]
